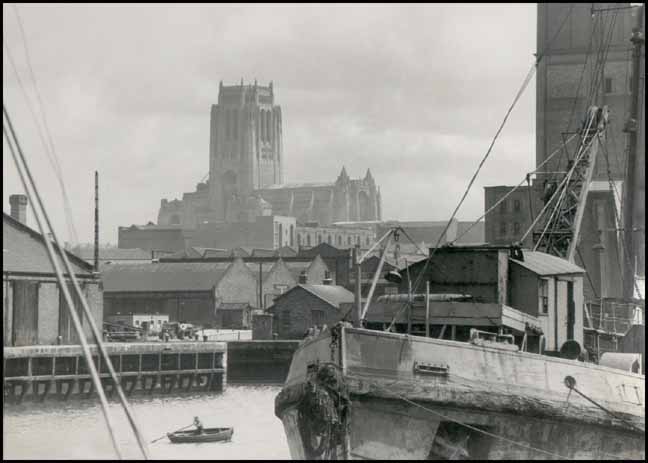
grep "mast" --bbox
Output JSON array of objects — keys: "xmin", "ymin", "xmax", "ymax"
[
  {"xmin": 94, "ymin": 170, "xmax": 99, "ymax": 272},
  {"xmin": 622, "ymin": 4, "xmax": 645, "ymax": 301}
]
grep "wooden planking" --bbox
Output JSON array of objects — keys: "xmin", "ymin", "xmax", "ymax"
[{"xmin": 12, "ymin": 281, "xmax": 39, "ymax": 346}]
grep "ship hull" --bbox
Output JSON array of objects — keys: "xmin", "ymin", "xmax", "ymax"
[{"xmin": 275, "ymin": 326, "xmax": 645, "ymax": 460}]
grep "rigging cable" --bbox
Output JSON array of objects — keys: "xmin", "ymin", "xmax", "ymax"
[
  {"xmin": 6, "ymin": 7, "xmax": 80, "ymax": 246},
  {"xmin": 3, "ymin": 104, "xmax": 151, "ymax": 459},
  {"xmin": 450, "ymin": 133, "xmax": 579, "ymax": 245},
  {"xmin": 381, "ymin": 5, "xmax": 574, "ymax": 331},
  {"xmin": 3, "ymin": 110, "xmax": 123, "ymax": 460}
]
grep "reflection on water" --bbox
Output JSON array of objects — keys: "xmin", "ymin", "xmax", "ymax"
[{"xmin": 3, "ymin": 385, "xmax": 289, "ymax": 460}]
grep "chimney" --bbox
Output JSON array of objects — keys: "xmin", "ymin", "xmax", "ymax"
[
  {"xmin": 322, "ymin": 271, "xmax": 333, "ymax": 285},
  {"xmin": 299, "ymin": 270, "xmax": 308, "ymax": 284},
  {"xmin": 9, "ymin": 194, "xmax": 28, "ymax": 225}
]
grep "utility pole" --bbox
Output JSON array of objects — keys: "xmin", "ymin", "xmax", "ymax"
[
  {"xmin": 622, "ymin": 4, "xmax": 645, "ymax": 301},
  {"xmin": 94, "ymin": 171, "xmax": 99, "ymax": 272},
  {"xmin": 353, "ymin": 245, "xmax": 362, "ymax": 328}
]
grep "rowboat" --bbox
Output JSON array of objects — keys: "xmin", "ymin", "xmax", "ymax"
[{"xmin": 166, "ymin": 427, "xmax": 233, "ymax": 444}]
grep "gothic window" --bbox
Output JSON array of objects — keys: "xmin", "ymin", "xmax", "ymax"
[
  {"xmin": 358, "ymin": 191, "xmax": 371, "ymax": 221},
  {"xmin": 318, "ymin": 235, "xmax": 322, "ymax": 244},
  {"xmin": 514, "ymin": 222, "xmax": 521, "ymax": 234},
  {"xmin": 500, "ymin": 200, "xmax": 507, "ymax": 214},
  {"xmin": 307, "ymin": 235, "xmax": 311, "ymax": 246},
  {"xmin": 337, "ymin": 236, "xmax": 342, "ymax": 246},
  {"xmin": 356, "ymin": 236, "xmax": 360, "ymax": 245},
  {"xmin": 297, "ymin": 233, "xmax": 302, "ymax": 247},
  {"xmin": 327, "ymin": 235, "xmax": 332, "ymax": 244},
  {"xmin": 278, "ymin": 223, "xmax": 283, "ymax": 247},
  {"xmin": 514, "ymin": 199, "xmax": 521, "ymax": 212},
  {"xmin": 225, "ymin": 110, "xmax": 231, "ymax": 139},
  {"xmin": 268, "ymin": 112, "xmax": 273, "ymax": 143},
  {"xmin": 290, "ymin": 225, "xmax": 294, "ymax": 247},
  {"xmin": 347, "ymin": 236, "xmax": 351, "ymax": 246},
  {"xmin": 539, "ymin": 279, "xmax": 549, "ymax": 314},
  {"xmin": 366, "ymin": 237, "xmax": 370, "ymax": 246}
]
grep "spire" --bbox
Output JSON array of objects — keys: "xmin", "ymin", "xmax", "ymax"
[
  {"xmin": 365, "ymin": 168, "xmax": 374, "ymax": 183},
  {"xmin": 336, "ymin": 166, "xmax": 349, "ymax": 185},
  {"xmin": 240, "ymin": 77, "xmax": 244, "ymax": 87}
]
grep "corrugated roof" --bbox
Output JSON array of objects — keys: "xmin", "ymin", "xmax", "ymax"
[
  {"xmin": 102, "ymin": 262, "xmax": 232, "ymax": 292},
  {"xmin": 300, "ymin": 284, "xmax": 354, "ymax": 309},
  {"xmin": 511, "ymin": 251, "xmax": 584, "ymax": 276},
  {"xmin": 3, "ymin": 213, "xmax": 93, "ymax": 275}
]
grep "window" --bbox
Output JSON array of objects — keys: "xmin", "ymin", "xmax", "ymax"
[
  {"xmin": 514, "ymin": 199, "xmax": 521, "ymax": 212},
  {"xmin": 135, "ymin": 320, "xmax": 140, "ymax": 326},
  {"xmin": 307, "ymin": 235, "xmax": 311, "ymax": 246},
  {"xmin": 514, "ymin": 222, "xmax": 521, "ymax": 234},
  {"xmin": 327, "ymin": 235, "xmax": 332, "ymax": 244},
  {"xmin": 337, "ymin": 236, "xmax": 342, "ymax": 246},
  {"xmin": 311, "ymin": 310, "xmax": 325, "ymax": 326},
  {"xmin": 366, "ymin": 237, "xmax": 371, "ymax": 246},
  {"xmin": 356, "ymin": 236, "xmax": 360, "ymax": 244},
  {"xmin": 604, "ymin": 77, "xmax": 613, "ymax": 94},
  {"xmin": 347, "ymin": 236, "xmax": 352, "ymax": 245},
  {"xmin": 290, "ymin": 225, "xmax": 294, "ymax": 247},
  {"xmin": 499, "ymin": 222, "xmax": 507, "ymax": 236},
  {"xmin": 297, "ymin": 234, "xmax": 302, "ymax": 246},
  {"xmin": 539, "ymin": 279, "xmax": 549, "ymax": 314},
  {"xmin": 318, "ymin": 235, "xmax": 322, "ymax": 244},
  {"xmin": 500, "ymin": 199, "xmax": 507, "ymax": 214}
]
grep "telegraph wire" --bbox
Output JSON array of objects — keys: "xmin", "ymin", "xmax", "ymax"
[
  {"xmin": 3, "ymin": 108, "xmax": 124, "ymax": 460},
  {"xmin": 6, "ymin": 6, "xmax": 79, "ymax": 246}
]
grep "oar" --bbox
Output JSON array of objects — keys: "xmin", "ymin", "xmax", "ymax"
[{"xmin": 151, "ymin": 423, "xmax": 194, "ymax": 443}]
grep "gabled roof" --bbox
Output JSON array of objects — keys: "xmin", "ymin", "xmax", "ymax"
[
  {"xmin": 3, "ymin": 213, "xmax": 94, "ymax": 276},
  {"xmin": 299, "ymin": 284, "xmax": 354, "ymax": 309},
  {"xmin": 269, "ymin": 283, "xmax": 354, "ymax": 310},
  {"xmin": 511, "ymin": 251, "xmax": 584, "ymax": 276},
  {"xmin": 102, "ymin": 261, "xmax": 232, "ymax": 292},
  {"xmin": 219, "ymin": 302, "xmax": 252, "ymax": 311},
  {"xmin": 251, "ymin": 248, "xmax": 277, "ymax": 257},
  {"xmin": 277, "ymin": 245, "xmax": 298, "ymax": 257}
]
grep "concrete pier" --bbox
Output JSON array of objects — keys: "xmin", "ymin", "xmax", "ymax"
[
  {"xmin": 3, "ymin": 342, "xmax": 227, "ymax": 402},
  {"xmin": 226, "ymin": 340, "xmax": 299, "ymax": 383}
]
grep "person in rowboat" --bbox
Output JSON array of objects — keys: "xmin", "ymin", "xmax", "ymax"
[{"xmin": 193, "ymin": 416, "xmax": 204, "ymax": 434}]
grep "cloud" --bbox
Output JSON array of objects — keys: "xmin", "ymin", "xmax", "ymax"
[{"xmin": 3, "ymin": 4, "xmax": 537, "ymax": 244}]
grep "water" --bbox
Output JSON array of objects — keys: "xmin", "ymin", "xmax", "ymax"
[{"xmin": 3, "ymin": 385, "xmax": 290, "ymax": 460}]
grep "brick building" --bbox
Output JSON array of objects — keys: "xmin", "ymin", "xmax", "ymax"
[
  {"xmin": 267, "ymin": 283, "xmax": 354, "ymax": 339},
  {"xmin": 3, "ymin": 206, "xmax": 103, "ymax": 347}
]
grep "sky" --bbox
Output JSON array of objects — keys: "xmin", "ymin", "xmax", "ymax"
[{"xmin": 3, "ymin": 3, "xmax": 537, "ymax": 245}]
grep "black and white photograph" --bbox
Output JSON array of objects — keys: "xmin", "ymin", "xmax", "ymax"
[{"xmin": 2, "ymin": 2, "xmax": 645, "ymax": 460}]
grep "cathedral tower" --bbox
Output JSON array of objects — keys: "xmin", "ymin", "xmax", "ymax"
[{"xmin": 208, "ymin": 80, "xmax": 283, "ymax": 219}]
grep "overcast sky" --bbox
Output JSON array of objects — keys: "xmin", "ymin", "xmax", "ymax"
[{"xmin": 3, "ymin": 3, "xmax": 537, "ymax": 245}]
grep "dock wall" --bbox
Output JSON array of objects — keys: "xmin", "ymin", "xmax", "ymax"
[
  {"xmin": 226, "ymin": 340, "xmax": 300, "ymax": 383},
  {"xmin": 3, "ymin": 342, "xmax": 227, "ymax": 403}
]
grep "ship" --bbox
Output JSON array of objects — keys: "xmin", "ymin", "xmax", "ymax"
[
  {"xmin": 275, "ymin": 3, "xmax": 645, "ymax": 460},
  {"xmin": 274, "ymin": 246, "xmax": 645, "ymax": 460}
]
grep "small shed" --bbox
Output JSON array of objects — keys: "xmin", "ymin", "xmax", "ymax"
[{"xmin": 267, "ymin": 283, "xmax": 354, "ymax": 339}]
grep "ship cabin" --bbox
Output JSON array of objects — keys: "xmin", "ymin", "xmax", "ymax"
[{"xmin": 364, "ymin": 244, "xmax": 586, "ymax": 357}]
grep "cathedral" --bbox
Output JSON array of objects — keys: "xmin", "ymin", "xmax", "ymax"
[{"xmin": 157, "ymin": 81, "xmax": 382, "ymax": 230}]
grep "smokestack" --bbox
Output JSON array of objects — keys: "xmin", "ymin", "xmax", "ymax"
[
  {"xmin": 322, "ymin": 270, "xmax": 333, "ymax": 285},
  {"xmin": 94, "ymin": 171, "xmax": 99, "ymax": 272},
  {"xmin": 9, "ymin": 194, "xmax": 28, "ymax": 225},
  {"xmin": 298, "ymin": 270, "xmax": 308, "ymax": 284}
]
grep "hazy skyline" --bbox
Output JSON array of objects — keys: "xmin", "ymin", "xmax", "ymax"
[{"xmin": 3, "ymin": 4, "xmax": 537, "ymax": 245}]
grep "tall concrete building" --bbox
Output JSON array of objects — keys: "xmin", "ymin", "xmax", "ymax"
[
  {"xmin": 485, "ymin": 3, "xmax": 644, "ymax": 304},
  {"xmin": 536, "ymin": 2, "xmax": 635, "ymax": 181}
]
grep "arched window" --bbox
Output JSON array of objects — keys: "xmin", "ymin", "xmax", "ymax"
[
  {"xmin": 267, "ymin": 112, "xmax": 272, "ymax": 143},
  {"xmin": 337, "ymin": 236, "xmax": 342, "ymax": 246},
  {"xmin": 356, "ymin": 236, "xmax": 360, "ymax": 244},
  {"xmin": 366, "ymin": 237, "xmax": 370, "ymax": 246},
  {"xmin": 259, "ymin": 110, "xmax": 265, "ymax": 141},
  {"xmin": 327, "ymin": 235, "xmax": 332, "ymax": 244},
  {"xmin": 347, "ymin": 236, "xmax": 352, "ymax": 246},
  {"xmin": 318, "ymin": 235, "xmax": 322, "ymax": 244},
  {"xmin": 297, "ymin": 234, "xmax": 302, "ymax": 247},
  {"xmin": 307, "ymin": 234, "xmax": 311, "ymax": 246},
  {"xmin": 225, "ymin": 110, "xmax": 231, "ymax": 139},
  {"xmin": 278, "ymin": 223, "xmax": 283, "ymax": 247},
  {"xmin": 290, "ymin": 225, "xmax": 294, "ymax": 247}
]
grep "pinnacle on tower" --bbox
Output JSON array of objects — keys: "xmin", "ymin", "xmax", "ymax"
[{"xmin": 365, "ymin": 168, "xmax": 374, "ymax": 182}]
